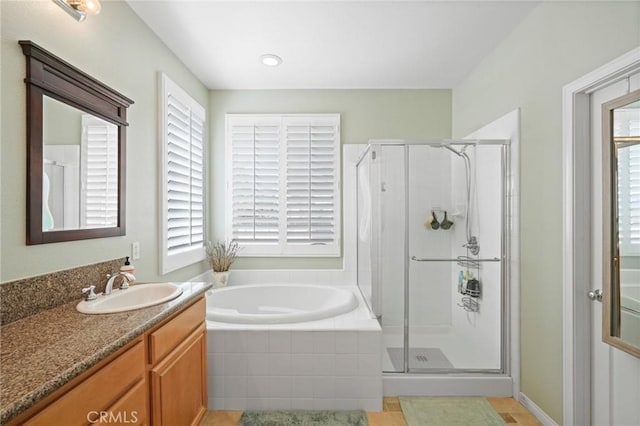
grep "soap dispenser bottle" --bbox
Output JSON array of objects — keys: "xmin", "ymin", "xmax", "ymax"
[{"xmin": 120, "ymin": 256, "xmax": 135, "ymax": 284}]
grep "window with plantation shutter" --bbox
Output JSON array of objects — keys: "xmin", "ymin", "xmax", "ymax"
[
  {"xmin": 160, "ymin": 73, "xmax": 206, "ymax": 273},
  {"xmin": 81, "ymin": 115, "xmax": 118, "ymax": 228},
  {"xmin": 226, "ymin": 114, "xmax": 340, "ymax": 257},
  {"xmin": 615, "ymin": 107, "xmax": 640, "ymax": 255}
]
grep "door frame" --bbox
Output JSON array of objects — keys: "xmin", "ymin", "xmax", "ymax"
[{"xmin": 562, "ymin": 47, "xmax": 640, "ymax": 426}]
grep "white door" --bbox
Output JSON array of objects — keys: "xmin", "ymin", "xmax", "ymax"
[{"xmin": 590, "ymin": 73, "xmax": 640, "ymax": 426}]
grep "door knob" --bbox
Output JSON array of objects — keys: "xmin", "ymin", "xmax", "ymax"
[{"xmin": 588, "ymin": 289, "xmax": 603, "ymax": 302}]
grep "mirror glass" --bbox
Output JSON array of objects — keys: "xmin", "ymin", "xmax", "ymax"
[
  {"xmin": 42, "ymin": 96, "xmax": 119, "ymax": 232},
  {"xmin": 613, "ymin": 98, "xmax": 640, "ymax": 349}
]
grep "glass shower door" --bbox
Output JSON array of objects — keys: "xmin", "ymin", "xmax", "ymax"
[
  {"xmin": 406, "ymin": 143, "xmax": 506, "ymax": 373},
  {"xmin": 357, "ymin": 144, "xmax": 407, "ymax": 373}
]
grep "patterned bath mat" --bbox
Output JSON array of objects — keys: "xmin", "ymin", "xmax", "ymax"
[
  {"xmin": 239, "ymin": 410, "xmax": 368, "ymax": 426},
  {"xmin": 387, "ymin": 347, "xmax": 454, "ymax": 371},
  {"xmin": 399, "ymin": 397, "xmax": 504, "ymax": 426}
]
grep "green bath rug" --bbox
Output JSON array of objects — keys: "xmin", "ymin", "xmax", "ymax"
[
  {"xmin": 239, "ymin": 410, "xmax": 368, "ymax": 426},
  {"xmin": 399, "ymin": 397, "xmax": 504, "ymax": 426}
]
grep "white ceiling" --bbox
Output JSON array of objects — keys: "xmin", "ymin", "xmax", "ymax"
[{"xmin": 127, "ymin": 1, "xmax": 539, "ymax": 89}]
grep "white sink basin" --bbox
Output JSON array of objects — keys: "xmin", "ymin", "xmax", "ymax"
[{"xmin": 76, "ymin": 283, "xmax": 183, "ymax": 314}]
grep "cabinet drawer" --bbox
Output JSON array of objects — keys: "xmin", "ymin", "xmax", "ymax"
[
  {"xmin": 148, "ymin": 297, "xmax": 205, "ymax": 364},
  {"xmin": 24, "ymin": 340, "xmax": 145, "ymax": 426}
]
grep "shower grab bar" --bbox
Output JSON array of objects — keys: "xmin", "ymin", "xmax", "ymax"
[{"xmin": 410, "ymin": 256, "xmax": 501, "ymax": 262}]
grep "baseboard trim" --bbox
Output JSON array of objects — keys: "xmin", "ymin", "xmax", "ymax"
[{"xmin": 518, "ymin": 392, "xmax": 558, "ymax": 426}]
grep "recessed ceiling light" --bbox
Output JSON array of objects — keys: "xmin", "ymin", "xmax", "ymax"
[{"xmin": 260, "ymin": 54, "xmax": 283, "ymax": 67}]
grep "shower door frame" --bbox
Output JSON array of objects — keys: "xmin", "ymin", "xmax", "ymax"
[{"xmin": 358, "ymin": 139, "xmax": 511, "ymax": 376}]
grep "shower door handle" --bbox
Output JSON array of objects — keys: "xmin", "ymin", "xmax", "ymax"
[{"xmin": 588, "ymin": 289, "xmax": 602, "ymax": 302}]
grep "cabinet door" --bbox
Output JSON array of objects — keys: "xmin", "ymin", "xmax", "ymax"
[{"xmin": 150, "ymin": 326, "xmax": 206, "ymax": 426}]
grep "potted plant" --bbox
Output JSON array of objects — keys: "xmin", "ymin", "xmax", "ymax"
[{"xmin": 206, "ymin": 240, "xmax": 240, "ymax": 287}]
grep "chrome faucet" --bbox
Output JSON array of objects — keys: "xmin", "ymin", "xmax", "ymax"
[{"xmin": 104, "ymin": 272, "xmax": 136, "ymax": 295}]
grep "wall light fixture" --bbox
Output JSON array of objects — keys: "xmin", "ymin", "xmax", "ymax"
[{"xmin": 52, "ymin": 0, "xmax": 101, "ymax": 22}]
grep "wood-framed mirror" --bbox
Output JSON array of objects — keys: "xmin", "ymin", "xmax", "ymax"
[
  {"xmin": 20, "ymin": 40, "xmax": 133, "ymax": 245},
  {"xmin": 602, "ymin": 87, "xmax": 640, "ymax": 358}
]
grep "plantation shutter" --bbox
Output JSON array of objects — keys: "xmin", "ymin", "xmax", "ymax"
[
  {"xmin": 615, "ymin": 107, "xmax": 640, "ymax": 254},
  {"xmin": 226, "ymin": 114, "xmax": 340, "ymax": 256},
  {"xmin": 81, "ymin": 115, "xmax": 118, "ymax": 228},
  {"xmin": 160, "ymin": 73, "xmax": 206, "ymax": 274},
  {"xmin": 229, "ymin": 119, "xmax": 281, "ymax": 245},
  {"xmin": 618, "ymin": 144, "xmax": 640, "ymax": 253},
  {"xmin": 166, "ymin": 93, "xmax": 205, "ymax": 255},
  {"xmin": 285, "ymin": 117, "xmax": 338, "ymax": 246}
]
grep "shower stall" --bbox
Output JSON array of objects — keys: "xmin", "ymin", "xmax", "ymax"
[{"xmin": 356, "ymin": 139, "xmax": 510, "ymax": 376}]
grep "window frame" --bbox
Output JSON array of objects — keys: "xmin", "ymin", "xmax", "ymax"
[
  {"xmin": 225, "ymin": 113, "xmax": 341, "ymax": 257},
  {"xmin": 159, "ymin": 73, "xmax": 207, "ymax": 274}
]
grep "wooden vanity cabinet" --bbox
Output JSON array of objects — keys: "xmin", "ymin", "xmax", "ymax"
[
  {"xmin": 147, "ymin": 298, "xmax": 207, "ymax": 426},
  {"xmin": 8, "ymin": 296, "xmax": 207, "ymax": 426}
]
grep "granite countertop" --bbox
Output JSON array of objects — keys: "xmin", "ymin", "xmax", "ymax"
[{"xmin": 0, "ymin": 281, "xmax": 212, "ymax": 423}]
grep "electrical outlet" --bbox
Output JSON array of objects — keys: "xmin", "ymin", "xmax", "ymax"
[{"xmin": 131, "ymin": 242, "xmax": 140, "ymax": 260}]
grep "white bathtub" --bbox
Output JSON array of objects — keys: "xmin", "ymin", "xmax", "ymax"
[
  {"xmin": 206, "ymin": 283, "xmax": 359, "ymax": 324},
  {"xmin": 204, "ymin": 284, "xmax": 382, "ymax": 411}
]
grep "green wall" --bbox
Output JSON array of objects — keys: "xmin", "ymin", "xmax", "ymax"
[
  {"xmin": 0, "ymin": 1, "xmax": 209, "ymax": 282},
  {"xmin": 209, "ymin": 89, "xmax": 451, "ymax": 269},
  {"xmin": 452, "ymin": 1, "xmax": 640, "ymax": 423}
]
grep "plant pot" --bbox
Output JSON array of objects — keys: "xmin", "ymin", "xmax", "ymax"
[{"xmin": 213, "ymin": 271, "xmax": 230, "ymax": 288}]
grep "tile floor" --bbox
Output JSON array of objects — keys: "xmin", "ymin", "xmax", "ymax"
[{"xmin": 200, "ymin": 396, "xmax": 542, "ymax": 425}]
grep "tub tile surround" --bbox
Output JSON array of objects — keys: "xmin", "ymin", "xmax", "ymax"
[
  {"xmin": 207, "ymin": 329, "xmax": 382, "ymax": 411},
  {"xmin": 0, "ymin": 258, "xmax": 126, "ymax": 325}
]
